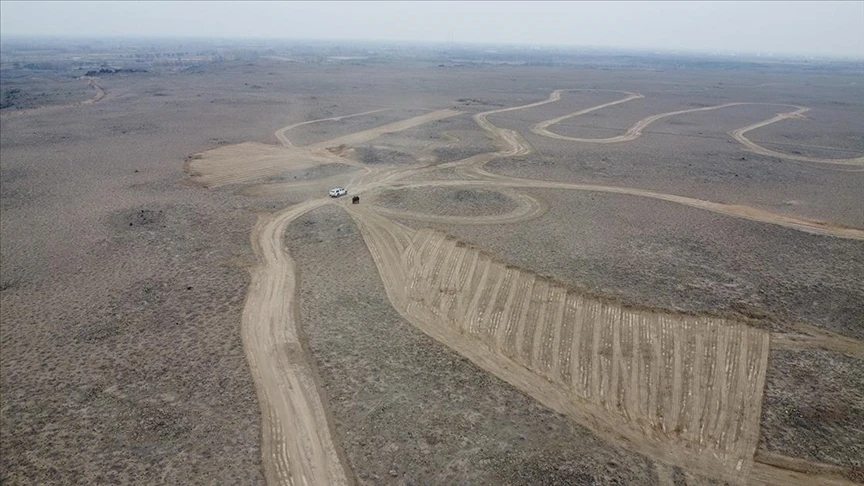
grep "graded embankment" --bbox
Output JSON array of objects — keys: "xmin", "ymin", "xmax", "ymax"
[{"xmin": 349, "ymin": 206, "xmax": 773, "ymax": 484}]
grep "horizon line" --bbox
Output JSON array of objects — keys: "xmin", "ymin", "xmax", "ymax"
[{"xmin": 1, "ymin": 33, "xmax": 862, "ymax": 62}]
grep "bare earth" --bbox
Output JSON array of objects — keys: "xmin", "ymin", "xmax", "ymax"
[{"xmin": 2, "ymin": 56, "xmax": 863, "ymax": 485}]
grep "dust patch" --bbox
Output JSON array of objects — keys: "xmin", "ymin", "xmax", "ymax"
[{"xmin": 349, "ymin": 209, "xmax": 771, "ymax": 484}]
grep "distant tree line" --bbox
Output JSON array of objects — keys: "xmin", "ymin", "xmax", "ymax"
[{"xmin": 84, "ymin": 68, "xmax": 147, "ymax": 76}]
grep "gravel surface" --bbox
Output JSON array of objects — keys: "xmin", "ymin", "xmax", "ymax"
[
  {"xmin": 2, "ymin": 57, "xmax": 861, "ymax": 484},
  {"xmin": 374, "ymin": 187, "xmax": 519, "ymax": 217},
  {"xmin": 760, "ymin": 348, "xmax": 864, "ymax": 475},
  {"xmin": 288, "ymin": 205, "xmax": 659, "ymax": 485}
]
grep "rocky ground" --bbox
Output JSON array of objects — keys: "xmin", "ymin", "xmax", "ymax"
[
  {"xmin": 1, "ymin": 57, "xmax": 861, "ymax": 484},
  {"xmin": 288, "ymin": 205, "xmax": 660, "ymax": 486}
]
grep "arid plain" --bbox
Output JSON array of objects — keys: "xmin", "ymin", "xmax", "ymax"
[{"xmin": 2, "ymin": 52, "xmax": 863, "ymax": 485}]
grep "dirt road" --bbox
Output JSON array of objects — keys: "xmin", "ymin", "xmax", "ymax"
[
  {"xmin": 729, "ymin": 108, "xmax": 864, "ymax": 166},
  {"xmin": 306, "ymin": 109, "xmax": 461, "ymax": 150},
  {"xmin": 527, "ymin": 92, "xmax": 864, "ymax": 167},
  {"xmin": 378, "ymin": 179, "xmax": 864, "ymax": 240},
  {"xmin": 82, "ymin": 77, "xmax": 106, "ymax": 104},
  {"xmin": 366, "ymin": 189, "xmax": 549, "ymax": 226},
  {"xmin": 242, "ymin": 199, "xmax": 350, "ymax": 486},
  {"xmin": 419, "ymin": 93, "xmax": 863, "ymax": 240},
  {"xmin": 233, "ymin": 109, "xmax": 468, "ymax": 485},
  {"xmin": 275, "ymin": 108, "xmax": 392, "ymax": 148},
  {"xmin": 188, "ymin": 88, "xmax": 863, "ymax": 485}
]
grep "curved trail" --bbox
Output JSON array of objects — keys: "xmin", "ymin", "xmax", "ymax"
[
  {"xmin": 346, "ymin": 214, "xmax": 771, "ymax": 483},
  {"xmin": 426, "ymin": 93, "xmax": 863, "ymax": 240},
  {"xmin": 306, "ymin": 109, "xmax": 461, "ymax": 150},
  {"xmin": 384, "ymin": 178, "xmax": 864, "ymax": 240},
  {"xmin": 188, "ymin": 106, "xmax": 405, "ymax": 188},
  {"xmin": 730, "ymin": 109, "xmax": 864, "ymax": 166},
  {"xmin": 189, "ymin": 87, "xmax": 862, "ymax": 486},
  {"xmin": 345, "ymin": 90, "xmax": 859, "ymax": 482},
  {"xmin": 366, "ymin": 190, "xmax": 549, "ymax": 226},
  {"xmin": 530, "ymin": 89, "xmax": 645, "ymax": 140},
  {"xmin": 528, "ymin": 92, "xmax": 864, "ymax": 167},
  {"xmin": 232, "ymin": 108, "xmax": 467, "ymax": 485},
  {"xmin": 82, "ymin": 78, "xmax": 106, "ymax": 104},
  {"xmin": 243, "ymin": 200, "xmax": 349, "ymax": 486},
  {"xmin": 534, "ymin": 101, "xmax": 754, "ymax": 143},
  {"xmin": 275, "ymin": 108, "xmax": 392, "ymax": 148}
]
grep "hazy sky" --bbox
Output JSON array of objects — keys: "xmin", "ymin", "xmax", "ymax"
[{"xmin": 2, "ymin": 1, "xmax": 863, "ymax": 58}]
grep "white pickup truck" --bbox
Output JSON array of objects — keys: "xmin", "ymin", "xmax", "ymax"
[{"xmin": 328, "ymin": 187, "xmax": 347, "ymax": 198}]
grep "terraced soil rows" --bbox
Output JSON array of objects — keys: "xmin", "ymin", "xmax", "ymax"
[
  {"xmin": 186, "ymin": 87, "xmax": 863, "ymax": 486},
  {"xmin": 351, "ymin": 217, "xmax": 772, "ymax": 484},
  {"xmin": 275, "ymin": 108, "xmax": 392, "ymax": 148}
]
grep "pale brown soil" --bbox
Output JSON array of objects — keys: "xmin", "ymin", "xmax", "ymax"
[
  {"xmin": 2, "ymin": 57, "xmax": 862, "ymax": 486},
  {"xmin": 286, "ymin": 208, "xmax": 655, "ymax": 485},
  {"xmin": 289, "ymin": 205, "xmax": 659, "ymax": 485},
  {"xmin": 350, "ymin": 209, "xmax": 770, "ymax": 483}
]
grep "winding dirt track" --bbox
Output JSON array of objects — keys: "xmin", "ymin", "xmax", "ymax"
[
  {"xmin": 366, "ymin": 190, "xmax": 549, "ymax": 225},
  {"xmin": 381, "ymin": 179, "xmax": 864, "ymax": 240},
  {"xmin": 526, "ymin": 91, "xmax": 864, "ymax": 167},
  {"xmin": 243, "ymin": 199, "xmax": 349, "ymax": 486},
  {"xmin": 275, "ymin": 108, "xmax": 392, "ymax": 148},
  {"xmin": 188, "ymin": 88, "xmax": 864, "ymax": 485},
  {"xmin": 729, "ymin": 109, "xmax": 864, "ymax": 166},
  {"xmin": 0, "ymin": 77, "xmax": 106, "ymax": 118}
]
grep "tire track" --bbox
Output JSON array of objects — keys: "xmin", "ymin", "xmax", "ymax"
[
  {"xmin": 771, "ymin": 322, "xmax": 864, "ymax": 359},
  {"xmin": 243, "ymin": 200, "xmax": 350, "ymax": 486},
  {"xmin": 349, "ymin": 217, "xmax": 773, "ymax": 484},
  {"xmin": 527, "ymin": 91, "xmax": 863, "ymax": 167},
  {"xmin": 275, "ymin": 108, "xmax": 392, "ymax": 148},
  {"xmin": 367, "ymin": 189, "xmax": 548, "ymax": 225},
  {"xmin": 388, "ymin": 178, "xmax": 864, "ymax": 240},
  {"xmin": 306, "ymin": 109, "xmax": 462, "ymax": 150},
  {"xmin": 188, "ymin": 85, "xmax": 861, "ymax": 485},
  {"xmin": 729, "ymin": 109, "xmax": 864, "ymax": 167}
]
